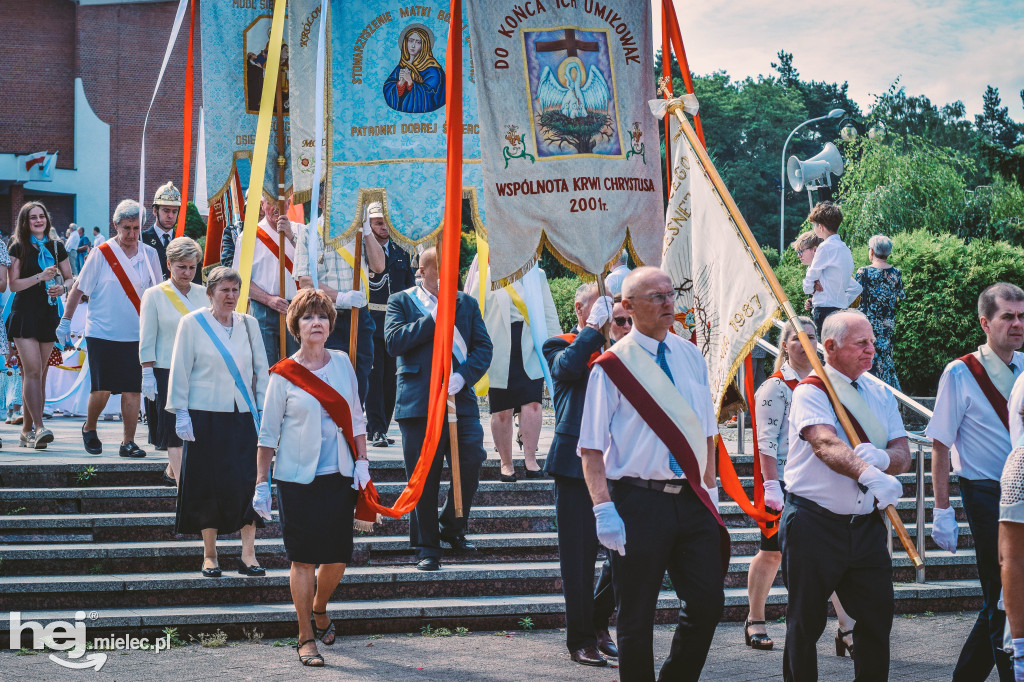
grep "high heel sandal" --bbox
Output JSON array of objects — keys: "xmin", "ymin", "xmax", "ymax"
[
  {"xmin": 744, "ymin": 620, "xmax": 773, "ymax": 650},
  {"xmin": 835, "ymin": 628, "xmax": 855, "ymax": 659},
  {"xmin": 296, "ymin": 639, "xmax": 324, "ymax": 667},
  {"xmin": 311, "ymin": 610, "xmax": 336, "ymax": 645}
]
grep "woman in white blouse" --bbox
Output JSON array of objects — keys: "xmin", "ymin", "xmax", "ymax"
[
  {"xmin": 255, "ymin": 289, "xmax": 372, "ymax": 667},
  {"xmin": 167, "ymin": 267, "xmax": 269, "ymax": 579},
  {"xmin": 139, "ymin": 237, "xmax": 207, "ymax": 486}
]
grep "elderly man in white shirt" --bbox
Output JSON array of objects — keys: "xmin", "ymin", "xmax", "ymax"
[
  {"xmin": 579, "ymin": 267, "xmax": 724, "ymax": 682},
  {"xmin": 801, "ymin": 201, "xmax": 861, "ymax": 335},
  {"xmin": 928, "ymin": 282, "xmax": 1024, "ymax": 682},
  {"xmin": 781, "ymin": 308, "xmax": 910, "ymax": 681}
]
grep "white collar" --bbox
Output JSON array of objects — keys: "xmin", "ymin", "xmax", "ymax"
[
  {"xmin": 628, "ymin": 328, "xmax": 670, "ymax": 356},
  {"xmin": 780, "ymin": 362, "xmax": 800, "ymax": 381}
]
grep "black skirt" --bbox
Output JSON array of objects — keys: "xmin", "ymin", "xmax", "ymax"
[
  {"xmin": 489, "ymin": 321, "xmax": 543, "ymax": 413},
  {"xmin": 276, "ymin": 473, "xmax": 356, "ymax": 564},
  {"xmin": 6, "ymin": 298, "xmax": 60, "ymax": 342},
  {"xmin": 149, "ymin": 368, "xmax": 181, "ymax": 449},
  {"xmin": 175, "ymin": 409, "xmax": 265, "ymax": 535},
  {"xmin": 87, "ymin": 337, "xmax": 143, "ymax": 394}
]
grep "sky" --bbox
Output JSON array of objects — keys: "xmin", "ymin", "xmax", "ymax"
[{"xmin": 653, "ymin": 0, "xmax": 1024, "ymax": 122}]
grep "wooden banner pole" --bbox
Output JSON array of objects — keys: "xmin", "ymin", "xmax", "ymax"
[{"xmin": 274, "ymin": 66, "xmax": 288, "ymax": 361}]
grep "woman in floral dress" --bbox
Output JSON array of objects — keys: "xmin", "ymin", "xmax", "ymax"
[{"xmin": 856, "ymin": 234, "xmax": 906, "ymax": 390}]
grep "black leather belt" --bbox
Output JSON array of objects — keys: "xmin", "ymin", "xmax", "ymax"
[
  {"xmin": 788, "ymin": 493, "xmax": 879, "ymax": 525},
  {"xmin": 615, "ymin": 476, "xmax": 689, "ymax": 495}
]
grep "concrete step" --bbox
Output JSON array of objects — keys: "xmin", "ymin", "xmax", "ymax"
[{"xmin": 0, "ymin": 580, "xmax": 980, "ymax": 643}]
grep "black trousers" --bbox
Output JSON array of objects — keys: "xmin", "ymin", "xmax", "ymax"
[
  {"xmin": 610, "ymin": 481, "xmax": 724, "ymax": 682},
  {"xmin": 326, "ymin": 307, "xmax": 374, "ymax": 406},
  {"xmin": 954, "ymin": 478, "xmax": 1013, "ymax": 681},
  {"xmin": 365, "ymin": 336, "xmax": 397, "ymax": 436},
  {"xmin": 812, "ymin": 306, "xmax": 841, "ymax": 337},
  {"xmin": 553, "ymin": 475, "xmax": 616, "ymax": 651},
  {"xmin": 781, "ymin": 494, "xmax": 893, "ymax": 681},
  {"xmin": 399, "ymin": 416, "xmax": 486, "ymax": 559}
]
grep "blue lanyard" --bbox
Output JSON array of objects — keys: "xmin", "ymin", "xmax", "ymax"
[{"xmin": 194, "ymin": 313, "xmax": 260, "ymax": 431}]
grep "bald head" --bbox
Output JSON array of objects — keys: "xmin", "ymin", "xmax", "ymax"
[
  {"xmin": 621, "ymin": 267, "xmax": 670, "ymax": 299},
  {"xmin": 418, "ymin": 247, "xmax": 439, "ymax": 295},
  {"xmin": 621, "ymin": 267, "xmax": 676, "ymax": 340}
]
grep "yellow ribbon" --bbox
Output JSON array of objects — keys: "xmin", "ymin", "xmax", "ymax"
[
  {"xmin": 234, "ymin": 0, "xmax": 287, "ymax": 312},
  {"xmin": 474, "ymin": 237, "xmax": 490, "ymax": 396},
  {"xmin": 160, "ymin": 281, "xmax": 192, "ymax": 317},
  {"xmin": 503, "ymin": 284, "xmax": 531, "ymax": 323},
  {"xmin": 334, "ymin": 244, "xmax": 370, "ymax": 292}
]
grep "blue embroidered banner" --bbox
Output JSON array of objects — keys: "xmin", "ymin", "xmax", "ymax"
[{"xmin": 325, "ymin": 0, "xmax": 484, "ymax": 248}]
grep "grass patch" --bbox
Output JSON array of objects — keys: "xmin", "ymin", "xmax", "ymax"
[
  {"xmin": 74, "ymin": 466, "xmax": 97, "ymax": 486},
  {"xmin": 162, "ymin": 627, "xmax": 187, "ymax": 648},
  {"xmin": 16, "ymin": 648, "xmax": 38, "ymax": 656},
  {"xmin": 518, "ymin": 617, "xmax": 534, "ymax": 632},
  {"xmin": 6, "ymin": 506, "xmax": 27, "ymax": 515},
  {"xmin": 455, "ymin": 627, "xmax": 470, "ymax": 636},
  {"xmin": 242, "ymin": 627, "xmax": 263, "ymax": 643},
  {"xmin": 420, "ymin": 624, "xmax": 453, "ymax": 637},
  {"xmin": 192, "ymin": 629, "xmax": 228, "ymax": 648}
]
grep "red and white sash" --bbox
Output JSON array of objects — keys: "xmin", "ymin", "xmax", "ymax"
[
  {"xmin": 594, "ymin": 336, "xmax": 730, "ymax": 570},
  {"xmin": 960, "ymin": 346, "xmax": 1014, "ymax": 430},
  {"xmin": 800, "ymin": 364, "xmax": 888, "ymax": 448},
  {"xmin": 97, "ymin": 241, "xmax": 145, "ymax": 314},
  {"xmin": 256, "ymin": 225, "xmax": 294, "ymax": 274}
]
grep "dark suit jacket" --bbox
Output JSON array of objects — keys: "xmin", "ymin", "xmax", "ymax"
[
  {"xmin": 143, "ymin": 224, "xmax": 202, "ymax": 283},
  {"xmin": 369, "ymin": 241, "xmax": 416, "ymax": 340},
  {"xmin": 386, "ymin": 289, "xmax": 492, "ymax": 420},
  {"xmin": 543, "ymin": 326, "xmax": 606, "ymax": 479}
]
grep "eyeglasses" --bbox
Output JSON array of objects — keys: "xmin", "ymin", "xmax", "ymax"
[
  {"xmin": 613, "ymin": 316, "xmax": 632, "ymax": 327},
  {"xmin": 627, "ymin": 291, "xmax": 674, "ymax": 305}
]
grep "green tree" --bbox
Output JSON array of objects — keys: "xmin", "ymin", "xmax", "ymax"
[{"xmin": 184, "ymin": 202, "xmax": 206, "ymax": 240}]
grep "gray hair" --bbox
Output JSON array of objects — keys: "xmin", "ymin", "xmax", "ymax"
[
  {"xmin": 205, "ymin": 266, "xmax": 242, "ymax": 295},
  {"xmin": 112, "ymin": 199, "xmax": 141, "ymax": 226},
  {"xmin": 978, "ymin": 283, "xmax": 1024, "ymax": 321},
  {"xmin": 821, "ymin": 308, "xmax": 870, "ymax": 346},
  {"xmin": 868, "ymin": 234, "xmax": 892, "ymax": 259},
  {"xmin": 165, "ymin": 236, "xmax": 202, "ymax": 265},
  {"xmin": 574, "ymin": 281, "xmax": 599, "ymax": 304}
]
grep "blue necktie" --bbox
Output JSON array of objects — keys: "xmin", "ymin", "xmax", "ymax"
[{"xmin": 656, "ymin": 341, "xmax": 685, "ymax": 477}]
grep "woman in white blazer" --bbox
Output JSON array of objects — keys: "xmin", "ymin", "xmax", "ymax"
[
  {"xmin": 255, "ymin": 288, "xmax": 372, "ymax": 667},
  {"xmin": 139, "ymin": 237, "xmax": 207, "ymax": 486},
  {"xmin": 166, "ymin": 267, "xmax": 269, "ymax": 579}
]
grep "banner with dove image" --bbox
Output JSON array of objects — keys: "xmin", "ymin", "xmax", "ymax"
[{"xmin": 466, "ymin": 0, "xmax": 664, "ymax": 286}]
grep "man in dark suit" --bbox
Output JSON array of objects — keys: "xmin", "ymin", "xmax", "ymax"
[
  {"xmin": 543, "ymin": 282, "xmax": 618, "ymax": 667},
  {"xmin": 142, "ymin": 181, "xmax": 202, "ymax": 283},
  {"xmin": 385, "ymin": 247, "xmax": 492, "ymax": 571},
  {"xmin": 366, "ymin": 220, "xmax": 416, "ymax": 447}
]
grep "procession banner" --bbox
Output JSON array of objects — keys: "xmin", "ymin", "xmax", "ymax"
[
  {"xmin": 466, "ymin": 0, "xmax": 664, "ymax": 286},
  {"xmin": 287, "ymin": 0, "xmax": 323, "ymax": 204},
  {"xmin": 657, "ymin": 111, "xmax": 779, "ymax": 413},
  {"xmin": 200, "ymin": 0, "xmax": 293, "ymax": 204},
  {"xmin": 324, "ymin": 0, "xmax": 484, "ymax": 248}
]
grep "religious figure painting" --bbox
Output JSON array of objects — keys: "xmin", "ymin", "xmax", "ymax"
[
  {"xmin": 244, "ymin": 16, "xmax": 290, "ymax": 115},
  {"xmin": 382, "ymin": 24, "xmax": 445, "ymax": 114},
  {"xmin": 523, "ymin": 27, "xmax": 622, "ymax": 158}
]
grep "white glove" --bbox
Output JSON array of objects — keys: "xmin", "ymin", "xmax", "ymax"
[
  {"xmin": 931, "ymin": 505, "xmax": 959, "ymax": 553},
  {"xmin": 362, "ymin": 216, "xmax": 373, "ymax": 236},
  {"xmin": 703, "ymin": 484, "xmax": 720, "ymax": 512},
  {"xmin": 252, "ymin": 481, "xmax": 272, "ymax": 521},
  {"xmin": 857, "ymin": 466, "xmax": 902, "ymax": 510},
  {"xmin": 352, "ymin": 459, "xmax": 371, "ymax": 490},
  {"xmin": 586, "ymin": 296, "xmax": 614, "ymax": 328},
  {"xmin": 335, "ymin": 290, "xmax": 367, "ymax": 309},
  {"xmin": 763, "ymin": 479, "xmax": 785, "ymax": 511},
  {"xmin": 1013, "ymin": 638, "xmax": 1024, "ymax": 682},
  {"xmin": 854, "ymin": 442, "xmax": 890, "ymax": 471},
  {"xmin": 448, "ymin": 373, "xmax": 466, "ymax": 395},
  {"xmin": 141, "ymin": 367, "xmax": 157, "ymax": 402},
  {"xmin": 56, "ymin": 318, "xmax": 72, "ymax": 346},
  {"xmin": 175, "ymin": 409, "xmax": 195, "ymax": 442},
  {"xmin": 593, "ymin": 501, "xmax": 626, "ymax": 556}
]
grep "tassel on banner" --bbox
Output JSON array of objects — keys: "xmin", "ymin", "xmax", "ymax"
[
  {"xmin": 176, "ymin": 0, "xmax": 197, "ymax": 238},
  {"xmin": 661, "ymin": 0, "xmax": 705, "ymax": 147}
]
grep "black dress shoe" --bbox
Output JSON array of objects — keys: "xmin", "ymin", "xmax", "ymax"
[
  {"xmin": 386, "ymin": 436, "xmax": 395, "ymax": 444},
  {"xmin": 370, "ymin": 432, "xmax": 389, "ymax": 448},
  {"xmin": 570, "ymin": 645, "xmax": 607, "ymax": 667},
  {"xmin": 118, "ymin": 441, "xmax": 146, "ymax": 458},
  {"xmin": 500, "ymin": 472, "xmax": 518, "ymax": 483},
  {"xmin": 523, "ymin": 468, "xmax": 545, "ymax": 479},
  {"xmin": 82, "ymin": 426, "xmax": 102, "ymax": 455},
  {"xmin": 236, "ymin": 558, "xmax": 266, "ymax": 577},
  {"xmin": 161, "ymin": 471, "xmax": 176, "ymax": 487},
  {"xmin": 415, "ymin": 557, "xmax": 441, "ymax": 571},
  {"xmin": 441, "ymin": 535, "xmax": 478, "ymax": 553},
  {"xmin": 595, "ymin": 629, "xmax": 619, "ymax": 658},
  {"xmin": 201, "ymin": 565, "xmax": 222, "ymax": 578}
]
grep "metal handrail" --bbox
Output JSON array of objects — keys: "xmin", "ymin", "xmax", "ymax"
[{"xmin": 752, "ymin": 332, "xmax": 930, "ymax": 582}]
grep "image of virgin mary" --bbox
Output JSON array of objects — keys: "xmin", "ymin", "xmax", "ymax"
[{"xmin": 383, "ymin": 25, "xmax": 445, "ymax": 114}]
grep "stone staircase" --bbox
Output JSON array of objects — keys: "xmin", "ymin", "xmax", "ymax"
[{"xmin": 0, "ymin": 449, "xmax": 982, "ymax": 641}]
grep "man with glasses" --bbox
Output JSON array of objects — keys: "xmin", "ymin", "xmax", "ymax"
[{"xmin": 579, "ymin": 267, "xmax": 726, "ymax": 681}]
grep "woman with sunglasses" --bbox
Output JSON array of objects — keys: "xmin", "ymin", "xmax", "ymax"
[{"xmin": 609, "ymin": 294, "xmax": 632, "ymax": 341}]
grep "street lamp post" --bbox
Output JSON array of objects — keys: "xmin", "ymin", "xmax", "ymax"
[{"xmin": 779, "ymin": 109, "xmax": 846, "ymax": 255}]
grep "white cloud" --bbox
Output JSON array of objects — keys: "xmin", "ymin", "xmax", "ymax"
[{"xmin": 654, "ymin": 0, "xmax": 1024, "ymax": 120}]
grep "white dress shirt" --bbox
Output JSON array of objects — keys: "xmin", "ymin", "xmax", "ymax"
[
  {"xmin": 232, "ymin": 218, "xmax": 304, "ymax": 301},
  {"xmin": 293, "ymin": 221, "xmax": 368, "ymax": 294},
  {"xmin": 258, "ymin": 350, "xmax": 365, "ymax": 484},
  {"xmin": 802, "ymin": 234, "xmax": 860, "ymax": 308},
  {"xmin": 92, "ymin": 233, "xmax": 106, "ymax": 247},
  {"xmin": 139, "ymin": 283, "xmax": 208, "ymax": 368},
  {"xmin": 65, "ymin": 231, "xmax": 80, "ymax": 253},
  {"xmin": 577, "ymin": 328, "xmax": 719, "ymax": 481},
  {"xmin": 754, "ymin": 363, "xmax": 799, "ymax": 477},
  {"xmin": 1009, "ymin": 373, "xmax": 1024, "ymax": 450},
  {"xmin": 76, "ymin": 241, "xmax": 162, "ymax": 341},
  {"xmin": 604, "ymin": 265, "xmax": 630, "ymax": 296},
  {"xmin": 785, "ymin": 365, "xmax": 906, "ymax": 515},
  {"xmin": 926, "ymin": 348, "xmax": 1023, "ymax": 481}
]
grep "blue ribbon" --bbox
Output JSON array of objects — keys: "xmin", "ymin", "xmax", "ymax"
[
  {"xmin": 194, "ymin": 312, "xmax": 261, "ymax": 431},
  {"xmin": 30, "ymin": 236, "xmax": 59, "ymax": 307}
]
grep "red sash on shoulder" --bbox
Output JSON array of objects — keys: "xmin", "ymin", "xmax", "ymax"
[
  {"xmin": 799, "ymin": 376, "xmax": 871, "ymax": 444},
  {"xmin": 269, "ymin": 358, "xmax": 378, "ymax": 526},
  {"xmin": 97, "ymin": 242, "xmax": 141, "ymax": 314},
  {"xmin": 770, "ymin": 370, "xmax": 799, "ymax": 391},
  {"xmin": 256, "ymin": 227, "xmax": 294, "ymax": 274},
  {"xmin": 556, "ymin": 332, "xmax": 602, "ymax": 368},
  {"xmin": 594, "ymin": 350, "xmax": 731, "ymax": 571},
  {"xmin": 959, "ymin": 354, "xmax": 1010, "ymax": 430}
]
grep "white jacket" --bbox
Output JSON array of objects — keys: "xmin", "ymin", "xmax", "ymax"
[
  {"xmin": 257, "ymin": 350, "xmax": 365, "ymax": 484},
  {"xmin": 166, "ymin": 309, "xmax": 268, "ymax": 413},
  {"xmin": 139, "ymin": 283, "xmax": 208, "ymax": 369}
]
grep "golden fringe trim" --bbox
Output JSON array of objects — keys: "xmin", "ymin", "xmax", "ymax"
[
  {"xmin": 352, "ymin": 517, "xmax": 378, "ymax": 533},
  {"xmin": 292, "ymin": 187, "xmax": 312, "ymax": 205},
  {"xmin": 713, "ymin": 308, "xmax": 782, "ymax": 419}
]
